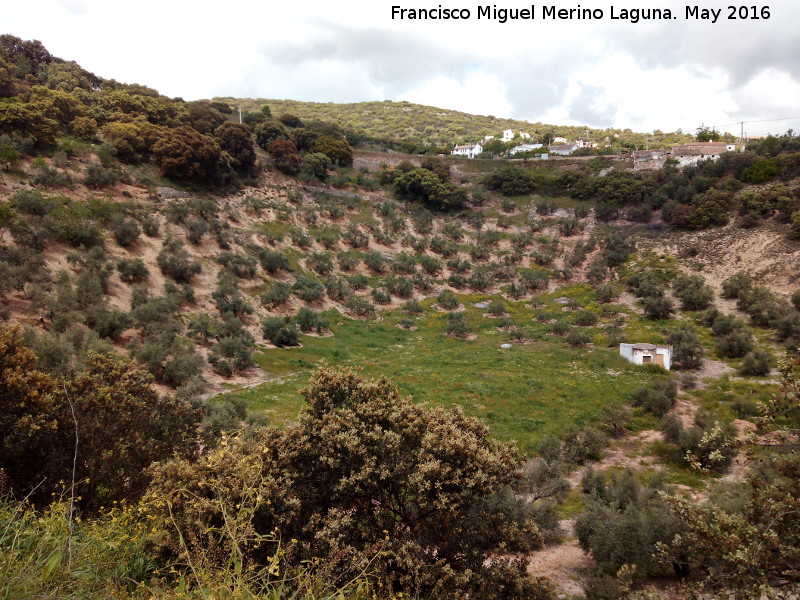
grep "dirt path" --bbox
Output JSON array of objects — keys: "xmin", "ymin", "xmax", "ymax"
[{"xmin": 527, "ymin": 519, "xmax": 594, "ymax": 597}]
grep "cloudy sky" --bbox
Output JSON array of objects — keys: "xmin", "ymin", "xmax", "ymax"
[{"xmin": 3, "ymin": 0, "xmax": 800, "ymax": 135}]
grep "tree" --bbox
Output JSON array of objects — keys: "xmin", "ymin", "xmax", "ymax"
[
  {"xmin": 311, "ymin": 135, "xmax": 353, "ymax": 167},
  {"xmin": 146, "ymin": 368, "xmax": 554, "ymax": 599},
  {"xmin": 152, "ymin": 125, "xmax": 231, "ymax": 183},
  {"xmin": 267, "ymin": 138, "xmax": 302, "ymax": 175},
  {"xmin": 695, "ymin": 125, "xmax": 721, "ymax": 142},
  {"xmin": 666, "ymin": 324, "xmax": 704, "ymax": 370},
  {"xmin": 213, "ymin": 121, "xmax": 256, "ymax": 172},
  {"xmin": 253, "ymin": 120, "xmax": 288, "ymax": 150}
]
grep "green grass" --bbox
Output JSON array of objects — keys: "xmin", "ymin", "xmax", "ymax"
[{"xmin": 229, "ymin": 297, "xmax": 668, "ymax": 454}]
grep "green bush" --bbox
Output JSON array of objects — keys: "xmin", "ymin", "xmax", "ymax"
[
  {"xmin": 295, "ymin": 307, "xmax": 329, "ymax": 333},
  {"xmin": 261, "ymin": 316, "xmax": 299, "ymax": 347},
  {"xmin": 116, "ymin": 258, "xmax": 149, "ymax": 283},
  {"xmin": 630, "ymin": 379, "xmax": 677, "ymax": 417},
  {"xmin": 292, "ymin": 275, "xmax": 325, "ymax": 302},
  {"xmin": 157, "ymin": 238, "xmax": 201, "ymax": 282}
]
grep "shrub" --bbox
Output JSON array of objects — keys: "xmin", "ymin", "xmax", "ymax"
[
  {"xmin": 566, "ymin": 330, "xmax": 591, "ymax": 346},
  {"xmin": 445, "ymin": 312, "xmax": 472, "ymax": 337},
  {"xmin": 437, "ymin": 289, "xmax": 460, "ymax": 310},
  {"xmin": 116, "ymin": 258, "xmax": 149, "ymax": 283},
  {"xmin": 110, "ymin": 215, "xmax": 141, "ymax": 247},
  {"xmin": 371, "ymin": 287, "xmax": 391, "ymax": 304},
  {"xmin": 364, "ymin": 251, "xmax": 386, "ymax": 273},
  {"xmin": 292, "ymin": 275, "xmax": 325, "ymax": 302},
  {"xmin": 157, "ymin": 238, "xmax": 201, "ymax": 282},
  {"xmin": 261, "ymin": 281, "xmax": 292, "ymax": 308},
  {"xmin": 258, "ymin": 248, "xmax": 291, "ymax": 274},
  {"xmin": 295, "ymin": 307, "xmax": 329, "ymax": 333},
  {"xmin": 346, "ymin": 295, "xmax": 376, "ymax": 317},
  {"xmin": 740, "ymin": 349, "xmax": 772, "ymax": 375},
  {"xmin": 641, "ymin": 296, "xmax": 674, "ymax": 320},
  {"xmin": 672, "ymin": 273, "xmax": 714, "ymax": 311},
  {"xmin": 217, "ymin": 252, "xmax": 258, "ymax": 279},
  {"xmin": 630, "ymin": 379, "xmax": 677, "ymax": 417},
  {"xmin": 83, "ymin": 163, "xmax": 118, "ymax": 188},
  {"xmin": 307, "ymin": 252, "xmax": 334, "ymax": 276},
  {"xmin": 666, "ymin": 324, "xmax": 704, "ymax": 369},
  {"xmin": 387, "ymin": 276, "xmax": 414, "ymax": 298},
  {"xmin": 561, "ymin": 426, "xmax": 607, "ymax": 464},
  {"xmin": 574, "ymin": 310, "xmax": 598, "ymax": 326},
  {"xmin": 261, "ymin": 316, "xmax": 299, "ymax": 347}
]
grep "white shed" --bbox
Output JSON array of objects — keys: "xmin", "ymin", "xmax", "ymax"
[{"xmin": 619, "ymin": 343, "xmax": 672, "ymax": 370}]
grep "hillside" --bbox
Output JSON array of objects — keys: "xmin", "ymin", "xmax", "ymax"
[
  {"xmin": 212, "ymin": 97, "xmax": 696, "ymax": 150},
  {"xmin": 1, "ymin": 34, "xmax": 799, "ymax": 600}
]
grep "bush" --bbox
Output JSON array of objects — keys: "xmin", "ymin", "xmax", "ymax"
[
  {"xmin": 364, "ymin": 251, "xmax": 386, "ymax": 273},
  {"xmin": 261, "ymin": 282, "xmax": 292, "ymax": 308},
  {"xmin": 437, "ymin": 289, "xmax": 460, "ymax": 310},
  {"xmin": 740, "ymin": 349, "xmax": 772, "ymax": 375},
  {"xmin": 672, "ymin": 273, "xmax": 714, "ymax": 311},
  {"xmin": 566, "ymin": 330, "xmax": 591, "ymax": 346},
  {"xmin": 261, "ymin": 316, "xmax": 299, "ymax": 347},
  {"xmin": 292, "ymin": 275, "xmax": 325, "ymax": 302},
  {"xmin": 141, "ymin": 216, "xmax": 159, "ymax": 237},
  {"xmin": 561, "ymin": 426, "xmax": 607, "ymax": 464},
  {"xmin": 307, "ymin": 252, "xmax": 334, "ymax": 276},
  {"xmin": 371, "ymin": 287, "xmax": 391, "ymax": 304},
  {"xmin": 346, "ymin": 295, "xmax": 375, "ymax": 317},
  {"xmin": 157, "ymin": 238, "xmax": 201, "ymax": 282},
  {"xmin": 445, "ymin": 312, "xmax": 472, "ymax": 337},
  {"xmin": 83, "ymin": 163, "xmax": 118, "ymax": 188},
  {"xmin": 295, "ymin": 307, "xmax": 329, "ymax": 333},
  {"xmin": 630, "ymin": 379, "xmax": 677, "ymax": 417},
  {"xmin": 258, "ymin": 248, "xmax": 291, "ymax": 274},
  {"xmin": 387, "ymin": 276, "xmax": 414, "ymax": 298},
  {"xmin": 666, "ymin": 325, "xmax": 704, "ymax": 369},
  {"xmin": 641, "ymin": 296, "xmax": 674, "ymax": 320},
  {"xmin": 574, "ymin": 310, "xmax": 598, "ymax": 326},
  {"xmin": 110, "ymin": 215, "xmax": 141, "ymax": 247},
  {"xmin": 116, "ymin": 258, "xmax": 149, "ymax": 283}
]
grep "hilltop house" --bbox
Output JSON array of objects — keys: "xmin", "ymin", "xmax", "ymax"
[
  {"xmin": 502, "ymin": 129, "xmax": 515, "ymax": 142},
  {"xmin": 451, "ymin": 142, "xmax": 483, "ymax": 159},
  {"xmin": 671, "ymin": 142, "xmax": 729, "ymax": 167},
  {"xmin": 619, "ymin": 343, "xmax": 672, "ymax": 370},
  {"xmin": 509, "ymin": 143, "xmax": 543, "ymax": 155},
  {"xmin": 548, "ymin": 143, "xmax": 579, "ymax": 156}
]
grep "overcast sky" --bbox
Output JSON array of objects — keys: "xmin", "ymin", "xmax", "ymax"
[{"xmin": 3, "ymin": 0, "xmax": 800, "ymax": 135}]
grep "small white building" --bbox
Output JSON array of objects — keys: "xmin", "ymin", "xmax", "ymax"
[
  {"xmin": 548, "ymin": 143, "xmax": 579, "ymax": 156},
  {"xmin": 509, "ymin": 143, "xmax": 544, "ymax": 155},
  {"xmin": 619, "ymin": 343, "xmax": 672, "ymax": 370},
  {"xmin": 502, "ymin": 129, "xmax": 515, "ymax": 142},
  {"xmin": 552, "ymin": 136, "xmax": 568, "ymax": 144},
  {"xmin": 451, "ymin": 142, "xmax": 483, "ymax": 159},
  {"xmin": 670, "ymin": 142, "xmax": 729, "ymax": 167}
]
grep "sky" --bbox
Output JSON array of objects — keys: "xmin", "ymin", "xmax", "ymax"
[{"xmin": 3, "ymin": 0, "xmax": 800, "ymax": 135}]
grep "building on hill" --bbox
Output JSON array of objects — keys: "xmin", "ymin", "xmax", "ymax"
[
  {"xmin": 502, "ymin": 129, "xmax": 515, "ymax": 142},
  {"xmin": 509, "ymin": 143, "xmax": 544, "ymax": 155},
  {"xmin": 548, "ymin": 143, "xmax": 579, "ymax": 156},
  {"xmin": 619, "ymin": 343, "xmax": 672, "ymax": 370},
  {"xmin": 670, "ymin": 141, "xmax": 729, "ymax": 167},
  {"xmin": 552, "ymin": 136, "xmax": 568, "ymax": 144},
  {"xmin": 451, "ymin": 142, "xmax": 483, "ymax": 159}
]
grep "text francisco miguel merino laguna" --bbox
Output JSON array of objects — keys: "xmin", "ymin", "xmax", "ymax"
[{"xmin": 391, "ymin": 5, "xmax": 767, "ymax": 23}]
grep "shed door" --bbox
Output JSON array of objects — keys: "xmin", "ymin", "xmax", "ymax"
[{"xmin": 654, "ymin": 354, "xmax": 664, "ymax": 366}]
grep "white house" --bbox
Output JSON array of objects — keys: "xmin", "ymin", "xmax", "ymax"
[
  {"xmin": 520, "ymin": 132, "xmax": 531, "ymax": 139},
  {"xmin": 502, "ymin": 129, "xmax": 515, "ymax": 142},
  {"xmin": 451, "ymin": 142, "xmax": 483, "ymax": 159},
  {"xmin": 671, "ymin": 142, "xmax": 729, "ymax": 167},
  {"xmin": 552, "ymin": 136, "xmax": 568, "ymax": 144},
  {"xmin": 619, "ymin": 343, "xmax": 672, "ymax": 370},
  {"xmin": 548, "ymin": 144, "xmax": 579, "ymax": 156},
  {"xmin": 509, "ymin": 143, "xmax": 544, "ymax": 155}
]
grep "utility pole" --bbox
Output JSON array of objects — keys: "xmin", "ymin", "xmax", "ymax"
[
  {"xmin": 238, "ymin": 106, "xmax": 242, "ymax": 124},
  {"xmin": 740, "ymin": 121, "xmax": 744, "ymax": 142}
]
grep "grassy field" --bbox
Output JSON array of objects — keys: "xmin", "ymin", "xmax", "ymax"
[{"xmin": 228, "ymin": 292, "xmax": 671, "ymax": 454}]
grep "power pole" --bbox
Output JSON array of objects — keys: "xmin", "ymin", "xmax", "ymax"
[
  {"xmin": 238, "ymin": 106, "xmax": 242, "ymax": 124},
  {"xmin": 740, "ymin": 121, "xmax": 744, "ymax": 142}
]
